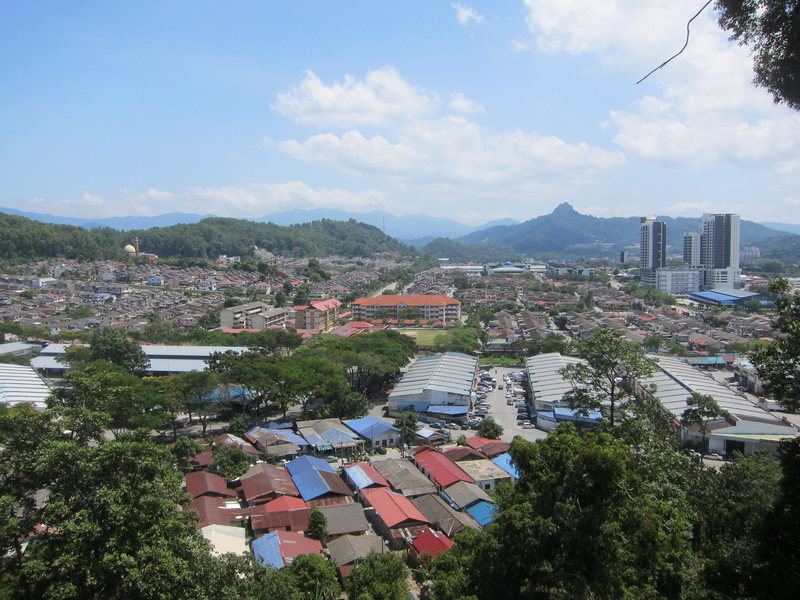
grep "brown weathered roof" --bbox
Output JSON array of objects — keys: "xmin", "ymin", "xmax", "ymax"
[
  {"xmin": 240, "ymin": 463, "xmax": 300, "ymax": 503},
  {"xmin": 185, "ymin": 470, "xmax": 235, "ymax": 499}
]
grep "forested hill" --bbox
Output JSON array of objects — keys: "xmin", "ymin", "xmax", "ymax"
[
  {"xmin": 126, "ymin": 217, "xmax": 410, "ymax": 258},
  {"xmin": 0, "ymin": 212, "xmax": 124, "ymax": 262},
  {"xmin": 459, "ymin": 202, "xmax": 793, "ymax": 259},
  {"xmin": 0, "ymin": 213, "xmax": 411, "ymax": 261}
]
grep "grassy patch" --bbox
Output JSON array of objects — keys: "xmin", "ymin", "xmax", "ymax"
[{"xmin": 397, "ymin": 329, "xmax": 440, "ymax": 347}]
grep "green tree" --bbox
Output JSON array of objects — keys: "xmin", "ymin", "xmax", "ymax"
[
  {"xmin": 681, "ymin": 392, "xmax": 730, "ymax": 453},
  {"xmin": 327, "ymin": 391, "xmax": 369, "ymax": 419},
  {"xmin": 288, "ymin": 553, "xmax": 340, "ymax": 599},
  {"xmin": 691, "ymin": 451, "xmax": 782, "ymax": 598},
  {"xmin": 560, "ymin": 327, "xmax": 657, "ymax": 425},
  {"xmin": 307, "ymin": 508, "xmax": 328, "ymax": 542},
  {"xmin": 644, "ymin": 334, "xmax": 663, "ymax": 352},
  {"xmin": 394, "ymin": 413, "xmax": 418, "ymax": 447},
  {"xmin": 18, "ymin": 435, "xmax": 223, "ymax": 600},
  {"xmin": 476, "ymin": 419, "xmax": 503, "ymax": 440},
  {"xmin": 750, "ymin": 279, "xmax": 800, "ymax": 411},
  {"xmin": 716, "ymin": 0, "xmax": 800, "ymax": 110},
  {"xmin": 346, "ymin": 552, "xmax": 410, "ymax": 600},
  {"xmin": 227, "ymin": 414, "xmax": 248, "ymax": 438},
  {"xmin": 758, "ymin": 437, "xmax": 800, "ymax": 598},
  {"xmin": 87, "ymin": 327, "xmax": 150, "ymax": 376},
  {"xmin": 432, "ymin": 328, "xmax": 481, "ymax": 354},
  {"xmin": 172, "ymin": 435, "xmax": 203, "ymax": 470},
  {"xmin": 211, "ymin": 444, "xmax": 250, "ymax": 479},
  {"xmin": 0, "ymin": 406, "xmax": 59, "ymax": 575},
  {"xmin": 435, "ymin": 425, "xmax": 697, "ymax": 599}
]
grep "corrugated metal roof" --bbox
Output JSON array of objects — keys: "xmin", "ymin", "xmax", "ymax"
[
  {"xmin": 413, "ymin": 449, "xmax": 474, "ymax": 488},
  {"xmin": 643, "ymin": 355, "xmax": 779, "ymax": 422},
  {"xmin": 252, "ymin": 531, "xmax": 284, "ymax": 568},
  {"xmin": 491, "ymin": 453, "xmax": 520, "ymax": 479},
  {"xmin": 389, "ymin": 352, "xmax": 477, "ymax": 400},
  {"xmin": 0, "ymin": 364, "xmax": 51, "ymax": 409},
  {"xmin": 292, "ymin": 468, "xmax": 351, "ymax": 501},
  {"xmin": 343, "ymin": 462, "xmax": 389, "ymax": 490},
  {"xmin": 362, "ymin": 487, "xmax": 429, "ymax": 528},
  {"xmin": 466, "ymin": 500, "xmax": 497, "ymax": 526},
  {"xmin": 344, "ymin": 416, "xmax": 399, "ymax": 440},
  {"xmin": 286, "ymin": 455, "xmax": 335, "ymax": 477}
]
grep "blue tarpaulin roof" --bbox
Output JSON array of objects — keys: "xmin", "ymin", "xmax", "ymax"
[
  {"xmin": 344, "ymin": 416, "xmax": 399, "ymax": 440},
  {"xmin": 200, "ymin": 387, "xmax": 251, "ymax": 404},
  {"xmin": 286, "ymin": 455, "xmax": 334, "ymax": 478},
  {"xmin": 252, "ymin": 531, "xmax": 283, "ymax": 569},
  {"xmin": 466, "ymin": 501, "xmax": 497, "ymax": 526},
  {"xmin": 491, "ymin": 453, "xmax": 520, "ymax": 479},
  {"xmin": 426, "ymin": 405, "xmax": 469, "ymax": 415}
]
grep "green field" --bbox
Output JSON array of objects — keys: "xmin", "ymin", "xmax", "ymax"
[{"xmin": 398, "ymin": 329, "xmax": 440, "ymax": 347}]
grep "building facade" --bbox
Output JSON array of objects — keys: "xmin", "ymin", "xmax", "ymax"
[
  {"xmin": 684, "ymin": 214, "xmax": 741, "ymax": 290},
  {"xmin": 293, "ymin": 298, "xmax": 341, "ymax": 332},
  {"xmin": 351, "ymin": 294, "xmax": 461, "ymax": 324},
  {"xmin": 654, "ymin": 268, "xmax": 701, "ymax": 295},
  {"xmin": 220, "ymin": 301, "xmax": 289, "ymax": 330},
  {"xmin": 640, "ymin": 216, "xmax": 667, "ymax": 288}
]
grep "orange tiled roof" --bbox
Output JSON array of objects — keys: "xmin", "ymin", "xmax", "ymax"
[{"xmin": 351, "ymin": 294, "xmax": 460, "ymax": 307}]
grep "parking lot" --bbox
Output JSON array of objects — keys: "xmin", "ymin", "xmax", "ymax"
[{"xmin": 481, "ymin": 366, "xmax": 548, "ymax": 443}]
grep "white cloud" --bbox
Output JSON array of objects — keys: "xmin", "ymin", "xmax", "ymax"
[
  {"xmin": 272, "ymin": 67, "xmax": 436, "ymax": 127},
  {"xmin": 184, "ymin": 182, "xmax": 389, "ymax": 215},
  {"xmin": 279, "ymin": 115, "xmax": 624, "ymax": 186},
  {"xmin": 34, "ymin": 183, "xmax": 389, "ymax": 220},
  {"xmin": 448, "ymin": 92, "xmax": 485, "ymax": 114},
  {"xmin": 523, "ymin": 0, "xmax": 800, "ymax": 167},
  {"xmin": 81, "ymin": 192, "xmax": 104, "ymax": 207},
  {"xmin": 451, "ymin": 3, "xmax": 485, "ymax": 27},
  {"xmin": 510, "ymin": 39, "xmax": 531, "ymax": 52},
  {"xmin": 660, "ymin": 200, "xmax": 714, "ymax": 214}
]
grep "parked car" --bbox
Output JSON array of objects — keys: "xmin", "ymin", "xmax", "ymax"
[{"xmin": 522, "ymin": 423, "xmax": 535, "ymax": 429}]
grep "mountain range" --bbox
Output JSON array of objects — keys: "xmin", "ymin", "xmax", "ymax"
[
  {"xmin": 457, "ymin": 203, "xmax": 792, "ymax": 259},
  {"xmin": 0, "ymin": 206, "xmax": 518, "ymax": 244},
  {"xmin": 1, "ymin": 203, "xmax": 797, "ymax": 263}
]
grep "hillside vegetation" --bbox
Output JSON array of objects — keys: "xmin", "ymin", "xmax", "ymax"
[{"xmin": 0, "ymin": 213, "xmax": 411, "ymax": 262}]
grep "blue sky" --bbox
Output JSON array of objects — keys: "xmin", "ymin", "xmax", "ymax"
[{"xmin": 1, "ymin": 1, "xmax": 798, "ymax": 225}]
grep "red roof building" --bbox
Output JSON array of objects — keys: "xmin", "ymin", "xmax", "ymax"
[
  {"xmin": 410, "ymin": 528, "xmax": 453, "ymax": 565},
  {"xmin": 185, "ymin": 470, "xmax": 236, "ymax": 500},
  {"xmin": 412, "ymin": 448, "xmax": 475, "ymax": 490},
  {"xmin": 361, "ymin": 487, "xmax": 430, "ymax": 549},
  {"xmin": 250, "ymin": 495, "xmax": 310, "ymax": 536},
  {"xmin": 185, "ymin": 496, "xmax": 245, "ymax": 528},
  {"xmin": 350, "ymin": 294, "xmax": 461, "ymax": 324},
  {"xmin": 294, "ymin": 298, "xmax": 342, "ymax": 332}
]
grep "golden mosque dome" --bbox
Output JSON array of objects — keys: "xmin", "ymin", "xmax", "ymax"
[{"xmin": 123, "ymin": 244, "xmax": 136, "ymax": 254}]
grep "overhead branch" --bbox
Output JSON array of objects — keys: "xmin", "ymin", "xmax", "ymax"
[{"xmin": 636, "ymin": 0, "xmax": 714, "ymax": 85}]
